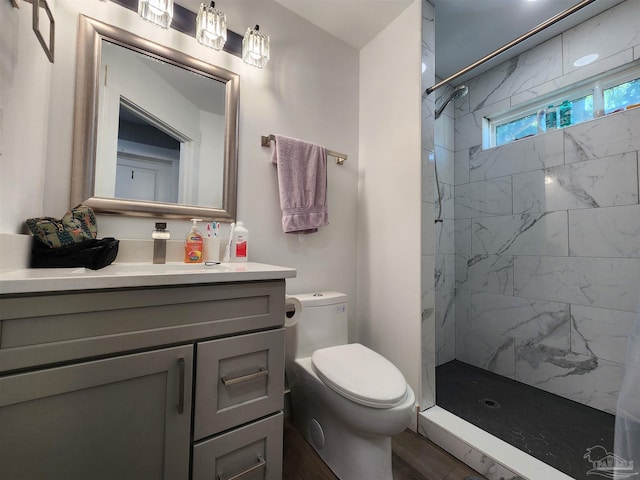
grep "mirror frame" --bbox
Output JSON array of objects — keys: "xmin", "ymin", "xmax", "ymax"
[{"xmin": 71, "ymin": 15, "xmax": 239, "ymax": 221}]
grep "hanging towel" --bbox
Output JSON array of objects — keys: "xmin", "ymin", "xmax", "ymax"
[{"xmin": 271, "ymin": 135, "xmax": 328, "ymax": 234}]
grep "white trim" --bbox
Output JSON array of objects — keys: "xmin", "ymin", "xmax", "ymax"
[{"xmin": 419, "ymin": 406, "xmax": 575, "ymax": 480}]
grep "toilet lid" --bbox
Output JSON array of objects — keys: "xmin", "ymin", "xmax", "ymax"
[{"xmin": 311, "ymin": 343, "xmax": 407, "ymax": 408}]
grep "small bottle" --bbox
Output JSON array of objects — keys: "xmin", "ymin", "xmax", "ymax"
[
  {"xmin": 545, "ymin": 105, "xmax": 557, "ymax": 131},
  {"xmin": 184, "ymin": 219, "xmax": 204, "ymax": 263},
  {"xmin": 593, "ymin": 81, "xmax": 604, "ymax": 118},
  {"xmin": 204, "ymin": 222, "xmax": 221, "ymax": 263},
  {"xmin": 559, "ymin": 100, "xmax": 572, "ymax": 127},
  {"xmin": 230, "ymin": 221, "xmax": 249, "ymax": 262},
  {"xmin": 537, "ymin": 108, "xmax": 546, "ymax": 134}
]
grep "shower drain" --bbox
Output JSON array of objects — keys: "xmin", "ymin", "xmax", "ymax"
[{"xmin": 479, "ymin": 397, "xmax": 501, "ymax": 409}]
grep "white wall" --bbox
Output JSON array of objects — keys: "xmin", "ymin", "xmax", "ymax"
[
  {"xmin": 357, "ymin": 0, "xmax": 423, "ymax": 413},
  {"xmin": 1, "ymin": 0, "xmax": 427, "ymax": 420},
  {"xmin": 0, "ymin": 1, "xmax": 53, "ymax": 233},
  {"xmin": 1, "ymin": 0, "xmax": 360, "ymax": 308}
]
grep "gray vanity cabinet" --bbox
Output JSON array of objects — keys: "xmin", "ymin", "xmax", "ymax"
[
  {"xmin": 0, "ymin": 279, "xmax": 287, "ymax": 480},
  {"xmin": 0, "ymin": 344, "xmax": 193, "ymax": 480}
]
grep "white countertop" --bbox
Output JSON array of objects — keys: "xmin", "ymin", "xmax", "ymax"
[{"xmin": 0, "ymin": 262, "xmax": 297, "ymax": 295}]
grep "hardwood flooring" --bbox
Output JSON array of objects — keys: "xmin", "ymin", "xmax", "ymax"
[{"xmin": 283, "ymin": 420, "xmax": 484, "ymax": 480}]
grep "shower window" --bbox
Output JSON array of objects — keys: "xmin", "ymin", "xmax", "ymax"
[
  {"xmin": 487, "ymin": 66, "xmax": 640, "ymax": 148},
  {"xmin": 605, "ymin": 77, "xmax": 640, "ymax": 113},
  {"xmin": 495, "ymin": 113, "xmax": 537, "ymax": 145}
]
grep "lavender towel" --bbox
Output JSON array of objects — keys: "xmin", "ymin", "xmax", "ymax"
[{"xmin": 271, "ymin": 135, "xmax": 328, "ymax": 234}]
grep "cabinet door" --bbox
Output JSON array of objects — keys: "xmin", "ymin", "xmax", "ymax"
[
  {"xmin": 0, "ymin": 345, "xmax": 193, "ymax": 480},
  {"xmin": 195, "ymin": 329, "xmax": 285, "ymax": 440},
  {"xmin": 192, "ymin": 412, "xmax": 283, "ymax": 480}
]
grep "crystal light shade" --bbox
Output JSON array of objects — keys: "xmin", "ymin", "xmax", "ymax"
[
  {"xmin": 138, "ymin": 0, "xmax": 173, "ymax": 29},
  {"xmin": 196, "ymin": 2, "xmax": 227, "ymax": 50},
  {"xmin": 242, "ymin": 25, "xmax": 270, "ymax": 68}
]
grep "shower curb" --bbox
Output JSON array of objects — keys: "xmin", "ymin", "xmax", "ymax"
[{"xmin": 418, "ymin": 406, "xmax": 574, "ymax": 480}]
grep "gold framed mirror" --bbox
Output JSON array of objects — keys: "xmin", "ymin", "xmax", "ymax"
[{"xmin": 71, "ymin": 15, "xmax": 239, "ymax": 221}]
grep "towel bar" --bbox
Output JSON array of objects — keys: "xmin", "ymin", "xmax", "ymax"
[{"xmin": 261, "ymin": 134, "xmax": 347, "ymax": 165}]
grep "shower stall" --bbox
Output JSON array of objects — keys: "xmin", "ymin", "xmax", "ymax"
[{"xmin": 420, "ymin": 1, "xmax": 640, "ymax": 479}]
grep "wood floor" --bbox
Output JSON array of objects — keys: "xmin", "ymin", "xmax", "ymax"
[{"xmin": 283, "ymin": 420, "xmax": 484, "ymax": 480}]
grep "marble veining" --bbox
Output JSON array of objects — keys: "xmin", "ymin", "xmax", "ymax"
[
  {"xmin": 470, "ymin": 292, "xmax": 570, "ymax": 349},
  {"xmin": 512, "ymin": 49, "xmax": 635, "ymax": 106},
  {"xmin": 435, "ymin": 219, "xmax": 455, "ymax": 255},
  {"xmin": 514, "ymin": 256, "xmax": 640, "ymax": 312},
  {"xmin": 515, "ymin": 341, "xmax": 625, "ymax": 413},
  {"xmin": 454, "ymin": 177, "xmax": 512, "ymax": 219},
  {"xmin": 472, "ymin": 211, "xmax": 568, "ymax": 256},
  {"xmin": 421, "ymin": 149, "xmax": 435, "ymax": 203},
  {"xmin": 571, "ymin": 305, "xmax": 636, "ymax": 364},
  {"xmin": 435, "ymin": 289, "xmax": 455, "ymax": 366},
  {"xmin": 564, "ymin": 109, "xmax": 640, "ymax": 164},
  {"xmin": 470, "ymin": 130, "xmax": 564, "ymax": 181},
  {"xmin": 469, "ymin": 36, "xmax": 563, "ymax": 111},
  {"xmin": 512, "ymin": 153, "xmax": 638, "ymax": 214},
  {"xmin": 456, "ymin": 325, "xmax": 516, "ymax": 378},
  {"xmin": 454, "ymin": 146, "xmax": 473, "ymax": 185},
  {"xmin": 562, "ymin": 0, "xmax": 640, "ymax": 74},
  {"xmin": 569, "ymin": 204, "xmax": 640, "ymax": 258},
  {"xmin": 456, "ymin": 254, "xmax": 514, "ymax": 295},
  {"xmin": 417, "ymin": 414, "xmax": 526, "ymax": 480},
  {"xmin": 421, "ymin": 0, "xmax": 436, "ymax": 411},
  {"xmin": 454, "ymin": 219, "xmax": 472, "ymax": 255}
]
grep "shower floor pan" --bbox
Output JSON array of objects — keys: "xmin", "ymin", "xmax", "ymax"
[{"xmin": 433, "ymin": 360, "xmax": 615, "ymax": 480}]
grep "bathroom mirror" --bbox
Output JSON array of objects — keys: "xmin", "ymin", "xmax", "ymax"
[{"xmin": 71, "ymin": 15, "xmax": 239, "ymax": 220}]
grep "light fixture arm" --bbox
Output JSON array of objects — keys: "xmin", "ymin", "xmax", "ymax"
[{"xmin": 11, "ymin": 0, "xmax": 55, "ymax": 63}]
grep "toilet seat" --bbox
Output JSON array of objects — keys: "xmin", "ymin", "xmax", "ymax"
[{"xmin": 311, "ymin": 343, "xmax": 408, "ymax": 409}]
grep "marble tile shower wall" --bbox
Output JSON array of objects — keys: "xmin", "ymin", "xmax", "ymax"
[
  {"xmin": 421, "ymin": 0, "xmax": 437, "ymax": 410},
  {"xmin": 434, "ymin": 83, "xmax": 457, "ymax": 368},
  {"xmin": 451, "ymin": 0, "xmax": 640, "ymax": 414}
]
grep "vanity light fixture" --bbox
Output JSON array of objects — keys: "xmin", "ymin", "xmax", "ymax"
[
  {"xmin": 242, "ymin": 25, "xmax": 270, "ymax": 68},
  {"xmin": 196, "ymin": 2, "xmax": 227, "ymax": 50},
  {"xmin": 138, "ymin": 0, "xmax": 173, "ymax": 29}
]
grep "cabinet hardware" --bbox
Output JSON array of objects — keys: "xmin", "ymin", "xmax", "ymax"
[
  {"xmin": 219, "ymin": 456, "xmax": 266, "ymax": 480},
  {"xmin": 221, "ymin": 367, "xmax": 268, "ymax": 386},
  {"xmin": 177, "ymin": 357, "xmax": 185, "ymax": 414}
]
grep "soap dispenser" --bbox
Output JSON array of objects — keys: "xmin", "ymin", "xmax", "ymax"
[
  {"xmin": 184, "ymin": 219, "xmax": 204, "ymax": 263},
  {"xmin": 152, "ymin": 222, "xmax": 170, "ymax": 264}
]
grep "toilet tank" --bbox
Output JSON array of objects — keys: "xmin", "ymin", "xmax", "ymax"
[{"xmin": 291, "ymin": 291, "xmax": 348, "ymax": 359}]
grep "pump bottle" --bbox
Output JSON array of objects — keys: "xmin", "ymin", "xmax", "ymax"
[{"xmin": 184, "ymin": 219, "xmax": 204, "ymax": 263}]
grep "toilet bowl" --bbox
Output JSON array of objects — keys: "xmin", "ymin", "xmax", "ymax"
[{"xmin": 285, "ymin": 292, "xmax": 415, "ymax": 480}]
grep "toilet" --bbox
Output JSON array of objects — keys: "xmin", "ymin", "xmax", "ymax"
[{"xmin": 285, "ymin": 292, "xmax": 415, "ymax": 480}]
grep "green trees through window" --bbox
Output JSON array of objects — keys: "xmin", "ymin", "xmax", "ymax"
[{"xmin": 493, "ymin": 77, "xmax": 640, "ymax": 147}]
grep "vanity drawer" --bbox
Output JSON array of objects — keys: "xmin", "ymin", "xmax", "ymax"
[
  {"xmin": 194, "ymin": 329, "xmax": 285, "ymax": 440},
  {"xmin": 0, "ymin": 281, "xmax": 285, "ymax": 374},
  {"xmin": 192, "ymin": 412, "xmax": 283, "ymax": 480}
]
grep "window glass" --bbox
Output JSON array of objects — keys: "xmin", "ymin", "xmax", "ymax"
[
  {"xmin": 571, "ymin": 95, "xmax": 593, "ymax": 124},
  {"xmin": 495, "ymin": 113, "xmax": 537, "ymax": 146},
  {"xmin": 490, "ymin": 75, "xmax": 640, "ymax": 148},
  {"xmin": 605, "ymin": 78, "xmax": 640, "ymax": 113}
]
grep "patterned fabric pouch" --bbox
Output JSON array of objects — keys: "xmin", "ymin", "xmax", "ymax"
[
  {"xmin": 25, "ymin": 205, "xmax": 119, "ymax": 270},
  {"xmin": 25, "ymin": 205, "xmax": 97, "ymax": 248}
]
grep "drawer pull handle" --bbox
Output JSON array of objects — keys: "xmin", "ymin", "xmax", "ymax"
[
  {"xmin": 221, "ymin": 367, "xmax": 268, "ymax": 386},
  {"xmin": 177, "ymin": 357, "xmax": 185, "ymax": 415},
  {"xmin": 219, "ymin": 456, "xmax": 266, "ymax": 480}
]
